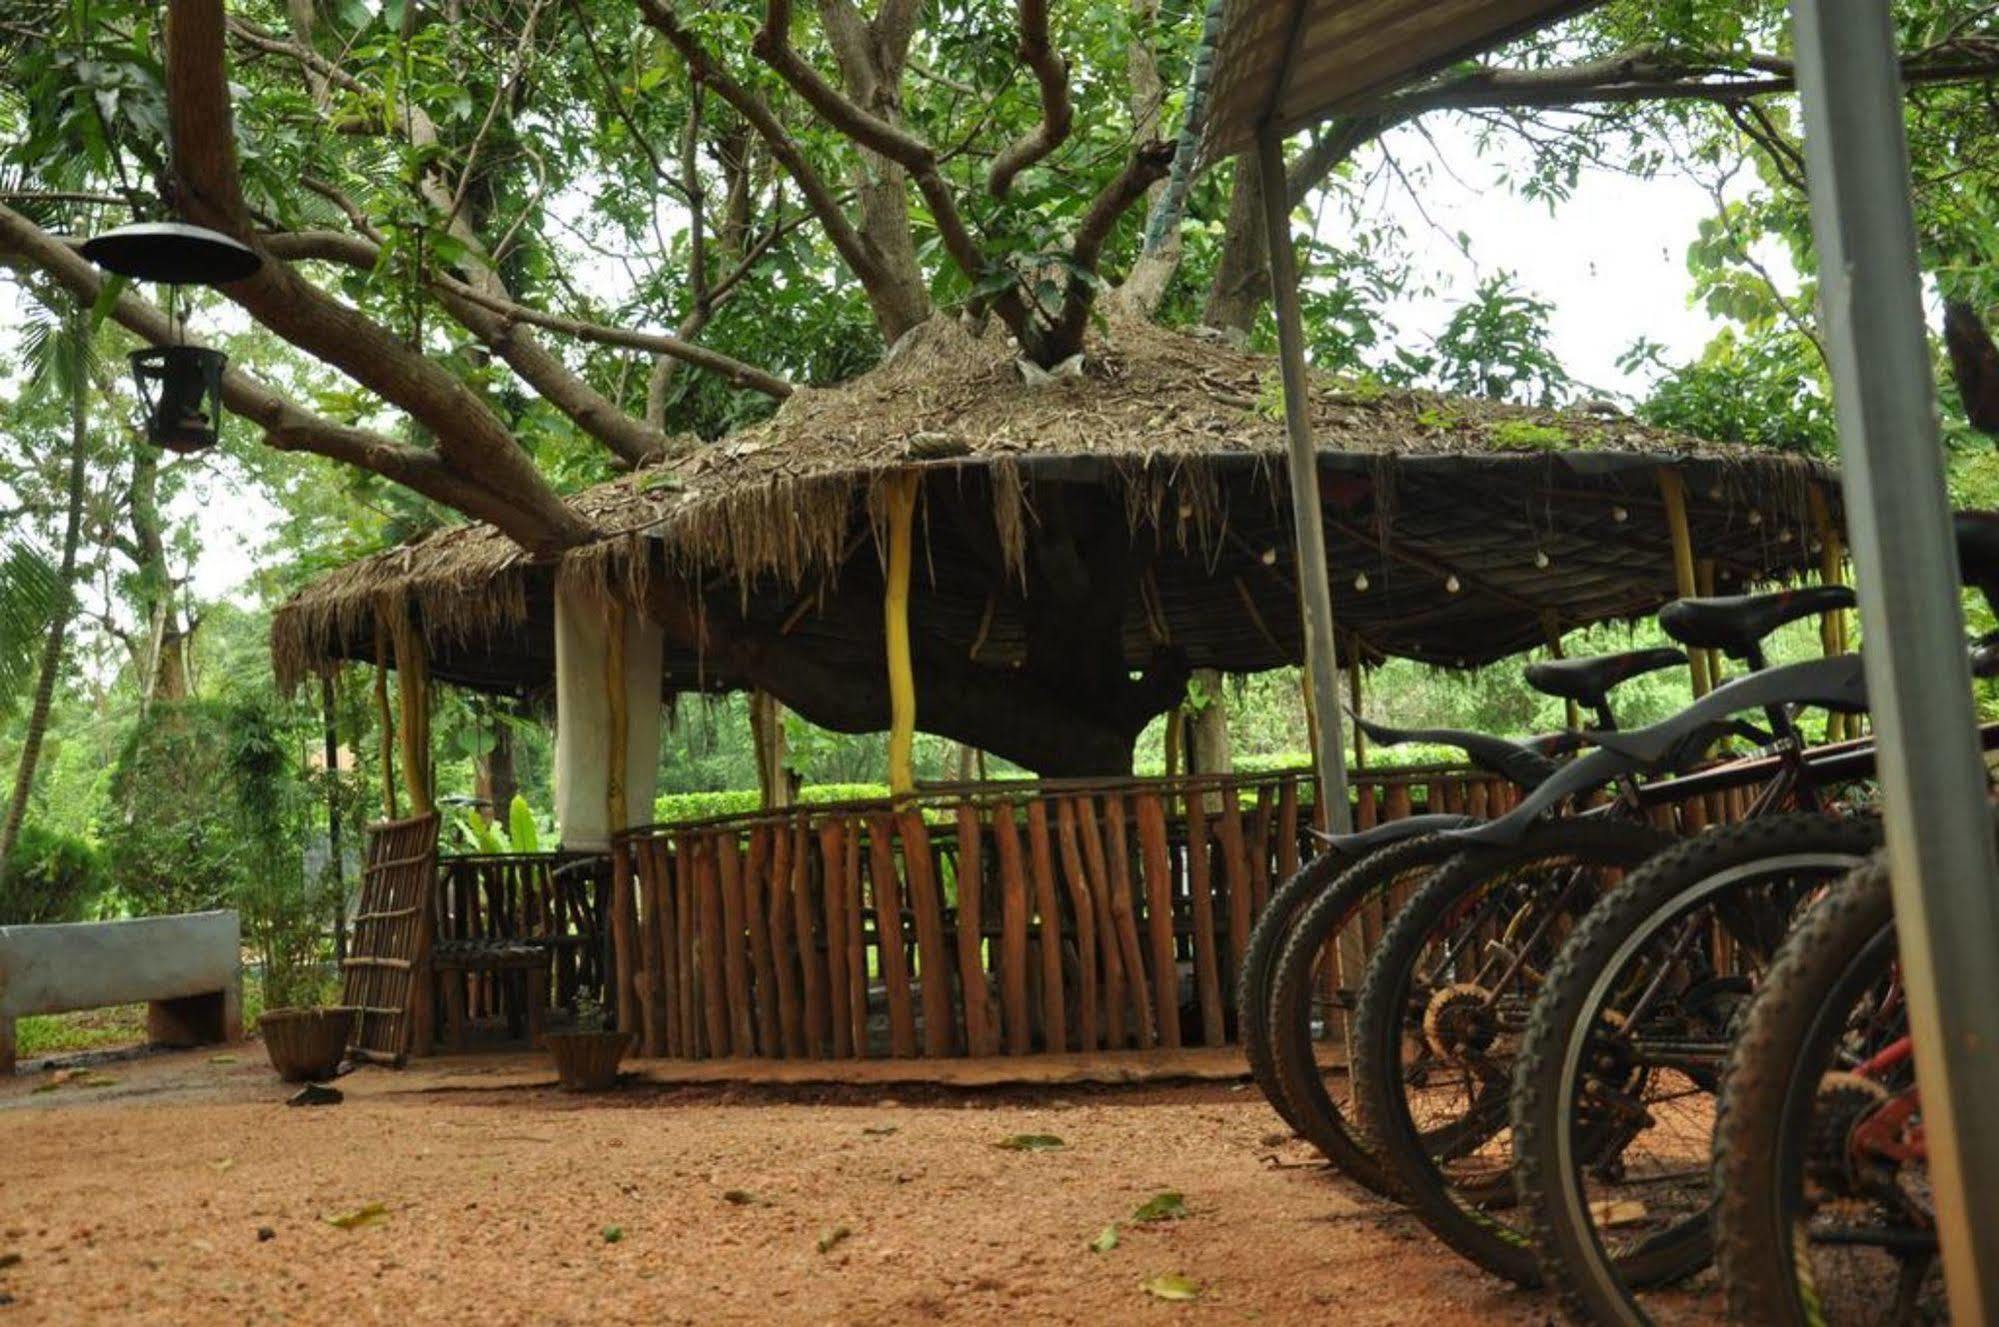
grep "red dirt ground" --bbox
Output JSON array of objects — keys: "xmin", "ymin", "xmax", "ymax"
[{"xmin": 0, "ymin": 1046, "xmax": 1564, "ymax": 1325}]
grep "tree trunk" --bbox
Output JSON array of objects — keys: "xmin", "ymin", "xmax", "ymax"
[
  {"xmin": 1201, "ymin": 150, "xmax": 1270, "ymax": 336},
  {"xmin": 474, "ymin": 702, "xmax": 519, "ymax": 816},
  {"xmin": 750, "ymin": 690, "xmax": 792, "ymax": 808},
  {"xmin": 1186, "ymin": 668, "xmax": 1233, "ymax": 775},
  {"xmin": 0, "ymin": 321, "xmax": 90, "ymax": 889}
]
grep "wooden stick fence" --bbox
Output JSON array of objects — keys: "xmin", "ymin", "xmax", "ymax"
[{"xmin": 603, "ymin": 763, "xmax": 1656, "ymax": 1062}]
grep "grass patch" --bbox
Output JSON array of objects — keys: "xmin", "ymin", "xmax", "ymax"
[{"xmin": 15, "ymin": 1004, "xmax": 149, "ymax": 1059}]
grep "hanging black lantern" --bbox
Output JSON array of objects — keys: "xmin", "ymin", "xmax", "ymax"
[
  {"xmin": 79, "ymin": 221, "xmax": 261, "ymax": 454},
  {"xmin": 127, "ymin": 345, "xmax": 228, "ymax": 454}
]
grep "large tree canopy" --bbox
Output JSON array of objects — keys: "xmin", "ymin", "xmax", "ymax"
[{"xmin": 4, "ymin": 0, "xmax": 1999, "ymax": 558}]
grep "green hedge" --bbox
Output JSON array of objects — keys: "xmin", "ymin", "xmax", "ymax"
[{"xmin": 0, "ymin": 824, "xmax": 106, "ymax": 926}]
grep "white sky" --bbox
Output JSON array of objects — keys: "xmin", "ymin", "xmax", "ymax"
[{"xmin": 4, "ymin": 126, "xmax": 1736, "ymax": 608}]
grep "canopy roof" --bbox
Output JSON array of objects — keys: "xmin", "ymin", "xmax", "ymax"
[
  {"xmin": 275, "ymin": 316, "xmax": 1839, "ymax": 711},
  {"xmin": 1200, "ymin": 0, "xmax": 1600, "ymax": 160}
]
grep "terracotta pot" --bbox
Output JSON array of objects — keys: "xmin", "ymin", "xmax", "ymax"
[
  {"xmin": 545, "ymin": 1030, "xmax": 632, "ymax": 1092},
  {"xmin": 258, "ymin": 1007, "xmax": 355, "ymax": 1083}
]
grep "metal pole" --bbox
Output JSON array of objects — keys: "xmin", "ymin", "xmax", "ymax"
[
  {"xmin": 1257, "ymin": 127, "xmax": 1351, "ymax": 833},
  {"xmin": 1792, "ymin": 2, "xmax": 1999, "ymax": 1314}
]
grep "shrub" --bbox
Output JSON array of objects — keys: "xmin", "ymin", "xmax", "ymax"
[{"xmin": 0, "ymin": 823, "xmax": 105, "ymax": 925}]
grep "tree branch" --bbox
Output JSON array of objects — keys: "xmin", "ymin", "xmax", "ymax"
[
  {"xmin": 1053, "ymin": 139, "xmax": 1176, "ymax": 351},
  {"xmin": 165, "ymin": 0, "xmax": 594, "ymax": 553},
  {"xmin": 988, "ymin": 0, "xmax": 1072, "ymax": 197},
  {"xmin": 0, "ymin": 203, "xmax": 571, "ymax": 542}
]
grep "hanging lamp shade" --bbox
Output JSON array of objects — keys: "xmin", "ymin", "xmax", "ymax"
[{"xmin": 79, "ymin": 221, "xmax": 260, "ymax": 285}]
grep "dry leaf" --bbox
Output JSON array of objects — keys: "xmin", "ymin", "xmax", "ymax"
[
  {"xmin": 322, "ymin": 1203, "xmax": 389, "ymax": 1231},
  {"xmin": 1143, "ymin": 1273, "xmax": 1201, "ymax": 1302}
]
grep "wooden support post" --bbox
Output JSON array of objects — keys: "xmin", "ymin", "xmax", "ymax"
[
  {"xmin": 884, "ymin": 473, "xmax": 920, "ymax": 799},
  {"xmin": 1807, "ymin": 486, "xmax": 1852, "ymax": 740},
  {"xmin": 1656, "ymin": 468, "xmax": 1712, "ymax": 698},
  {"xmin": 954, "ymin": 805, "xmax": 995, "ymax": 1056},
  {"xmin": 1053, "ymin": 800, "xmax": 1100, "ymax": 1053},
  {"xmin": 1025, "ymin": 801, "xmax": 1067, "ymax": 1055},
  {"xmin": 992, "ymin": 804, "xmax": 1032, "ymax": 1055},
  {"xmin": 900, "ymin": 811, "xmax": 954, "ymax": 1057},
  {"xmin": 387, "ymin": 608, "xmax": 433, "ymax": 816},
  {"xmin": 819, "ymin": 819, "xmax": 854, "ymax": 1059}
]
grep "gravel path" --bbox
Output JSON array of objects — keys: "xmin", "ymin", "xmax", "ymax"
[{"xmin": 0, "ymin": 1050, "xmax": 1556, "ymax": 1324}]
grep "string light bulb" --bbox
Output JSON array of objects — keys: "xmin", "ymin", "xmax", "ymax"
[
  {"xmin": 1445, "ymin": 574, "xmax": 1461, "ymax": 593},
  {"xmin": 1612, "ymin": 505, "xmax": 1629, "ymax": 522},
  {"xmin": 1353, "ymin": 571, "xmax": 1369, "ymax": 592},
  {"xmin": 1534, "ymin": 550, "xmax": 1550, "ymax": 569}
]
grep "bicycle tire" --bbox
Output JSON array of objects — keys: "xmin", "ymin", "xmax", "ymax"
[
  {"xmin": 1352, "ymin": 816, "xmax": 1677, "ymax": 1286},
  {"xmin": 1711, "ymin": 857, "xmax": 1931, "ymax": 1326},
  {"xmin": 1512, "ymin": 814, "xmax": 1881, "ymax": 1325},
  {"xmin": 1238, "ymin": 849, "xmax": 1351, "ymax": 1136},
  {"xmin": 1265, "ymin": 834, "xmax": 1468, "ymax": 1196}
]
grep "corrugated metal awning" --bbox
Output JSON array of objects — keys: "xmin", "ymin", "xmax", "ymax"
[{"xmin": 1200, "ymin": 0, "xmax": 1599, "ymax": 161}]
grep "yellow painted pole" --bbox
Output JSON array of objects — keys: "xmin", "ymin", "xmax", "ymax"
[
  {"xmin": 884, "ymin": 473, "xmax": 919, "ymax": 799},
  {"xmin": 1657, "ymin": 469, "xmax": 1713, "ymax": 697},
  {"xmin": 373, "ymin": 621, "xmax": 398, "ymax": 820},
  {"xmin": 606, "ymin": 599, "xmax": 629, "ymax": 833},
  {"xmin": 389, "ymin": 606, "xmax": 434, "ymax": 817}
]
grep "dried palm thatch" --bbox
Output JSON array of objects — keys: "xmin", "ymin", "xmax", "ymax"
[{"xmin": 272, "ymin": 314, "xmax": 1839, "ymax": 702}]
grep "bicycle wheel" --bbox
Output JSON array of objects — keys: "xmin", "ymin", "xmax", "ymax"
[
  {"xmin": 1513, "ymin": 813, "xmax": 1882, "ymax": 1325},
  {"xmin": 1713, "ymin": 857, "xmax": 1944, "ymax": 1325},
  {"xmin": 1238, "ymin": 849, "xmax": 1352, "ymax": 1136},
  {"xmin": 1352, "ymin": 816, "xmax": 1677, "ymax": 1285},
  {"xmin": 1265, "ymin": 834, "xmax": 1467, "ymax": 1196}
]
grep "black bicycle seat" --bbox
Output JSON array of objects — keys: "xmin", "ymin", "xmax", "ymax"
[
  {"xmin": 1522, "ymin": 647, "xmax": 1688, "ymax": 711},
  {"xmin": 1660, "ymin": 585, "xmax": 1856, "ymax": 660}
]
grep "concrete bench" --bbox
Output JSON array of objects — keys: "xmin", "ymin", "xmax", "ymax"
[{"xmin": 0, "ymin": 911, "xmax": 242, "ymax": 1074}]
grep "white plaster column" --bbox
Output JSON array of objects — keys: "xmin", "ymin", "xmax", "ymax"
[{"xmin": 554, "ymin": 585, "xmax": 664, "ymax": 851}]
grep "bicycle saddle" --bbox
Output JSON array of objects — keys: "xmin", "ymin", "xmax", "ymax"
[
  {"xmin": 1660, "ymin": 585, "xmax": 1856, "ymax": 661},
  {"xmin": 1522, "ymin": 647, "xmax": 1688, "ymax": 712}
]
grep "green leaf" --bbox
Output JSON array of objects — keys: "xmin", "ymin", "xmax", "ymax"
[
  {"xmin": 1142, "ymin": 1273, "xmax": 1201, "ymax": 1302},
  {"xmin": 87, "ymin": 274, "xmax": 129, "ymax": 331},
  {"xmin": 1130, "ymin": 1192, "xmax": 1188, "ymax": 1223},
  {"xmin": 994, "ymin": 1133, "xmax": 1066, "ymax": 1152},
  {"xmin": 1090, "ymin": 1224, "xmax": 1119, "ymax": 1254},
  {"xmin": 601, "ymin": 1225, "xmax": 624, "ymax": 1244},
  {"xmin": 323, "ymin": 1202, "xmax": 390, "ymax": 1230},
  {"xmin": 508, "ymin": 794, "xmax": 539, "ymax": 855}
]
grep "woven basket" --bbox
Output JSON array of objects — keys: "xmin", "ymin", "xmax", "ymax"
[
  {"xmin": 546, "ymin": 1030, "xmax": 632, "ymax": 1092},
  {"xmin": 259, "ymin": 1007, "xmax": 355, "ymax": 1083}
]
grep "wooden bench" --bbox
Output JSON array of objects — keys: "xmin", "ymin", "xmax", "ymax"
[
  {"xmin": 0, "ymin": 911, "xmax": 242, "ymax": 1075},
  {"xmin": 429, "ymin": 938, "xmax": 552, "ymax": 1051}
]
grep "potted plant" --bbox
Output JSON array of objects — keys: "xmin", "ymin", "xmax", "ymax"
[
  {"xmin": 258, "ymin": 1006, "xmax": 356, "ymax": 1083},
  {"xmin": 544, "ymin": 997, "xmax": 632, "ymax": 1092}
]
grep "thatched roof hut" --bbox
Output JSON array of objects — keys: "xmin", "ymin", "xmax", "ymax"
[{"xmin": 273, "ymin": 316, "xmax": 1840, "ymax": 775}]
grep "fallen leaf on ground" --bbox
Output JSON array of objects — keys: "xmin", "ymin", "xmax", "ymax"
[
  {"xmin": 817, "ymin": 1225, "xmax": 852, "ymax": 1254},
  {"xmin": 861, "ymin": 1125, "xmax": 899, "ymax": 1137},
  {"xmin": 721, "ymin": 1189, "xmax": 762, "ymax": 1206},
  {"xmin": 994, "ymin": 1134, "xmax": 1065, "ymax": 1152},
  {"xmin": 209, "ymin": 1054, "xmax": 240, "ymax": 1065},
  {"xmin": 1090, "ymin": 1224, "xmax": 1120, "ymax": 1254},
  {"xmin": 1131, "ymin": 1192, "xmax": 1189, "ymax": 1223},
  {"xmin": 1590, "ymin": 1199, "xmax": 1648, "ymax": 1228},
  {"xmin": 601, "ymin": 1225, "xmax": 624, "ymax": 1244},
  {"xmin": 211, "ymin": 1158, "xmax": 235, "ymax": 1173},
  {"xmin": 1143, "ymin": 1273, "xmax": 1201, "ymax": 1302},
  {"xmin": 322, "ymin": 1203, "xmax": 389, "ymax": 1231}
]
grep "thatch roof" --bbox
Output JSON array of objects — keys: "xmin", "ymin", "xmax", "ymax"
[{"xmin": 272, "ymin": 314, "xmax": 1839, "ymax": 700}]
